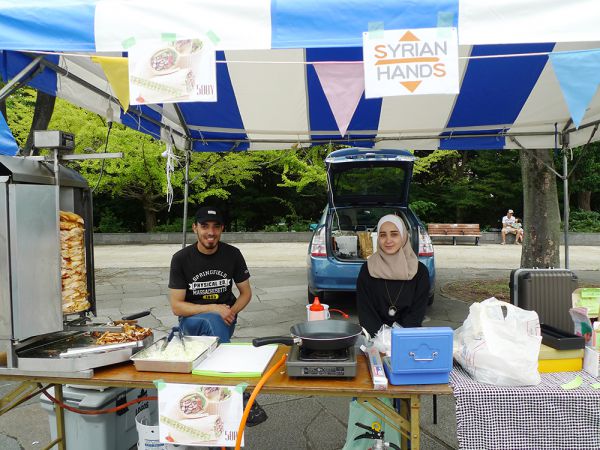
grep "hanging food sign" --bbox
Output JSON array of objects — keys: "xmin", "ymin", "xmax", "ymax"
[
  {"xmin": 363, "ymin": 27, "xmax": 459, "ymax": 98},
  {"xmin": 129, "ymin": 37, "xmax": 217, "ymax": 105},
  {"xmin": 159, "ymin": 383, "xmax": 243, "ymax": 446}
]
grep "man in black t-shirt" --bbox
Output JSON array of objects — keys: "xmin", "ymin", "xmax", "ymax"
[
  {"xmin": 169, "ymin": 206, "xmax": 267, "ymax": 428},
  {"xmin": 168, "ymin": 206, "xmax": 252, "ymax": 343}
]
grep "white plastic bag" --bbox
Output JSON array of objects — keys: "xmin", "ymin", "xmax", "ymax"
[
  {"xmin": 453, "ymin": 297, "xmax": 542, "ymax": 386},
  {"xmin": 371, "ymin": 323, "xmax": 402, "ymax": 355}
]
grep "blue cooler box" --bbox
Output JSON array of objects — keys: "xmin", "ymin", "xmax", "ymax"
[{"xmin": 383, "ymin": 327, "xmax": 453, "ymax": 385}]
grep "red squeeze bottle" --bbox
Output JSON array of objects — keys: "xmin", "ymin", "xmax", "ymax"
[
  {"xmin": 310, "ymin": 296, "xmax": 324, "ymax": 311},
  {"xmin": 309, "ymin": 296, "xmax": 326, "ymax": 320}
]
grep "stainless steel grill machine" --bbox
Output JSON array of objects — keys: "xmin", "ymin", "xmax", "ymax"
[{"xmin": 0, "ymin": 150, "xmax": 144, "ymax": 377}]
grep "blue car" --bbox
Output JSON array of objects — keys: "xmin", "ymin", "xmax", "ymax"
[{"xmin": 306, "ymin": 148, "xmax": 436, "ymax": 304}]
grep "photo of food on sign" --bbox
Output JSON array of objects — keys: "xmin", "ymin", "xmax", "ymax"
[
  {"xmin": 128, "ymin": 37, "xmax": 217, "ymax": 105},
  {"xmin": 159, "ymin": 383, "xmax": 243, "ymax": 446}
]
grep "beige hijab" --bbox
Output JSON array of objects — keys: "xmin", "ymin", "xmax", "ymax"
[{"xmin": 367, "ymin": 214, "xmax": 419, "ymax": 280}]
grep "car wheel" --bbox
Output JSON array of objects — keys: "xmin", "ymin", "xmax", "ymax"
[{"xmin": 428, "ymin": 293, "xmax": 435, "ymax": 306}]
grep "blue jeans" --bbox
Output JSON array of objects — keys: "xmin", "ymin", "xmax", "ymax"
[{"xmin": 179, "ymin": 313, "xmax": 236, "ymax": 343}]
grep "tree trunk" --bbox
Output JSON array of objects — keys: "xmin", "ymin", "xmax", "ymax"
[
  {"xmin": 22, "ymin": 91, "xmax": 56, "ymax": 156},
  {"xmin": 519, "ymin": 149, "xmax": 561, "ymax": 268},
  {"xmin": 453, "ymin": 152, "xmax": 469, "ymax": 222},
  {"xmin": 144, "ymin": 207, "xmax": 157, "ymax": 232},
  {"xmin": 577, "ymin": 191, "xmax": 592, "ymax": 211}
]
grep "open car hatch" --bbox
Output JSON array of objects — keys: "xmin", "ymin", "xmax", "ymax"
[{"xmin": 325, "ymin": 148, "xmax": 415, "ymax": 207}]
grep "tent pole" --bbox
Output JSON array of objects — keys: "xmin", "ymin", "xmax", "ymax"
[
  {"xmin": 182, "ymin": 149, "xmax": 190, "ymax": 248},
  {"xmin": 562, "ymin": 146, "xmax": 569, "ymax": 269},
  {"xmin": 0, "ymin": 56, "xmax": 42, "ymax": 102}
]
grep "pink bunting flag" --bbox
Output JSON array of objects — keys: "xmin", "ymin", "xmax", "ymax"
[{"xmin": 314, "ymin": 62, "xmax": 365, "ymax": 137}]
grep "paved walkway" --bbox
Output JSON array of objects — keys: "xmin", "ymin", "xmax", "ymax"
[
  {"xmin": 93, "ymin": 242, "xmax": 600, "ymax": 270},
  {"xmin": 1, "ymin": 243, "xmax": 599, "ymax": 449}
]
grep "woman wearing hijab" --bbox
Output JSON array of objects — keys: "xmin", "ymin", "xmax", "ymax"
[{"xmin": 357, "ymin": 214, "xmax": 430, "ymax": 336}]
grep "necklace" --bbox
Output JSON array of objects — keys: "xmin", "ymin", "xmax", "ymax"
[{"xmin": 384, "ymin": 280, "xmax": 405, "ymax": 317}]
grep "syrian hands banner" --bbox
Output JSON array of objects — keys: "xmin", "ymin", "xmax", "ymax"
[{"xmin": 363, "ymin": 27, "xmax": 459, "ymax": 98}]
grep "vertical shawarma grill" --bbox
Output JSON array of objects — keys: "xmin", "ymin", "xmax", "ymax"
[{"xmin": 0, "ymin": 155, "xmax": 97, "ymax": 371}]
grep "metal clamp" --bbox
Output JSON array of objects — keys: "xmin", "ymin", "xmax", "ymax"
[{"xmin": 409, "ymin": 351, "xmax": 438, "ymax": 361}]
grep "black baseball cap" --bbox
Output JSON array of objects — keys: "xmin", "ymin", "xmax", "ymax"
[{"xmin": 194, "ymin": 206, "xmax": 223, "ymax": 224}]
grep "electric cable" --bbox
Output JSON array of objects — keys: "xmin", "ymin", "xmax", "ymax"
[{"xmin": 91, "ymin": 107, "xmax": 114, "ymax": 193}]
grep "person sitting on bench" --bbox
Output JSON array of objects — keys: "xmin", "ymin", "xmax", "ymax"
[{"xmin": 501, "ymin": 209, "xmax": 523, "ymax": 245}]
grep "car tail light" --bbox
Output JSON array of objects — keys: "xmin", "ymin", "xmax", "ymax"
[
  {"xmin": 418, "ymin": 226, "xmax": 434, "ymax": 257},
  {"xmin": 310, "ymin": 226, "xmax": 327, "ymax": 257}
]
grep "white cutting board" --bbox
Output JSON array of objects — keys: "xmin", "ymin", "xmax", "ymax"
[{"xmin": 192, "ymin": 343, "xmax": 278, "ymax": 377}]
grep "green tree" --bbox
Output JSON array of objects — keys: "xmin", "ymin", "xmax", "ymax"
[
  {"xmin": 558, "ymin": 142, "xmax": 600, "ymax": 211},
  {"xmin": 215, "ymin": 147, "xmax": 328, "ymax": 231},
  {"xmin": 411, "ymin": 150, "xmax": 522, "ymax": 227},
  {"xmin": 4, "ymin": 87, "xmax": 37, "ymax": 148},
  {"xmin": 47, "ymin": 99, "xmax": 166, "ymax": 230}
]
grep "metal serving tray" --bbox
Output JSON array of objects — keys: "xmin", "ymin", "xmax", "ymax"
[
  {"xmin": 130, "ymin": 336, "xmax": 218, "ymax": 373},
  {"xmin": 16, "ymin": 332, "xmax": 153, "ymax": 372}
]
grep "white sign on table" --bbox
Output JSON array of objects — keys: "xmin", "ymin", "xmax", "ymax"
[
  {"xmin": 129, "ymin": 38, "xmax": 217, "ymax": 105},
  {"xmin": 363, "ymin": 27, "xmax": 459, "ymax": 98},
  {"xmin": 158, "ymin": 383, "xmax": 243, "ymax": 447}
]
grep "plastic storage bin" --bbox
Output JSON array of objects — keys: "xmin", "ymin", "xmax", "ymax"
[
  {"xmin": 384, "ymin": 327, "xmax": 453, "ymax": 385},
  {"xmin": 40, "ymin": 385, "xmax": 155, "ymax": 450}
]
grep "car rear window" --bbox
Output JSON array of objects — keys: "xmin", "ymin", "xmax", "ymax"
[{"xmin": 331, "ymin": 165, "xmax": 407, "ymax": 203}]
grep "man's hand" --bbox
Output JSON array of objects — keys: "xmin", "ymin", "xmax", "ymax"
[{"xmin": 213, "ymin": 304, "xmax": 237, "ymax": 325}]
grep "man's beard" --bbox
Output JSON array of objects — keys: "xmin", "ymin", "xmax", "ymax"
[{"xmin": 197, "ymin": 232, "xmax": 218, "ymax": 250}]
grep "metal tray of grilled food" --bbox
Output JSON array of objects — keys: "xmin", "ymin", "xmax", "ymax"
[{"xmin": 16, "ymin": 331, "xmax": 153, "ymax": 372}]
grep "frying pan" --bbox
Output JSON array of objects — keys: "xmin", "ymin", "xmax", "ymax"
[{"xmin": 252, "ymin": 320, "xmax": 363, "ymax": 351}]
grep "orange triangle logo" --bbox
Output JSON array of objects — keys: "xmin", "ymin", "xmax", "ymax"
[
  {"xmin": 400, "ymin": 81, "xmax": 422, "ymax": 93},
  {"xmin": 399, "ymin": 31, "xmax": 420, "ymax": 42}
]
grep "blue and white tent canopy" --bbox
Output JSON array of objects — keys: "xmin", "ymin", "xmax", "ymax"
[{"xmin": 1, "ymin": 0, "xmax": 600, "ymax": 152}]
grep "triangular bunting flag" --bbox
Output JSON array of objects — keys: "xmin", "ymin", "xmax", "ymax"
[
  {"xmin": 0, "ymin": 113, "xmax": 18, "ymax": 156},
  {"xmin": 314, "ymin": 62, "xmax": 365, "ymax": 137},
  {"xmin": 91, "ymin": 55, "xmax": 130, "ymax": 111},
  {"xmin": 549, "ymin": 49, "xmax": 600, "ymax": 129}
]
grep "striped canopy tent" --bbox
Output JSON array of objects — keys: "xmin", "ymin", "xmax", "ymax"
[{"xmin": 1, "ymin": 0, "xmax": 600, "ymax": 156}]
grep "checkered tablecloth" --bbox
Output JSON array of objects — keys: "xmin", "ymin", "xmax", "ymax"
[{"xmin": 450, "ymin": 364, "xmax": 600, "ymax": 450}]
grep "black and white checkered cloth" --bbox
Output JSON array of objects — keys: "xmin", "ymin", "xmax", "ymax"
[{"xmin": 450, "ymin": 364, "xmax": 600, "ymax": 450}]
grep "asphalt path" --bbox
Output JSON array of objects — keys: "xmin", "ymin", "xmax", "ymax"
[{"xmin": 93, "ymin": 242, "xmax": 600, "ymax": 270}]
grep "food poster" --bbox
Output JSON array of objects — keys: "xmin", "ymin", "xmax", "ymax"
[
  {"xmin": 129, "ymin": 38, "xmax": 217, "ymax": 105},
  {"xmin": 159, "ymin": 383, "xmax": 243, "ymax": 447}
]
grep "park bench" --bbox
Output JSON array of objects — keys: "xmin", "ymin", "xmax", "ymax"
[{"xmin": 427, "ymin": 223, "xmax": 481, "ymax": 245}]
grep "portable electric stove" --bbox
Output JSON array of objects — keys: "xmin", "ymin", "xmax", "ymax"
[{"xmin": 286, "ymin": 345, "xmax": 357, "ymax": 377}]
